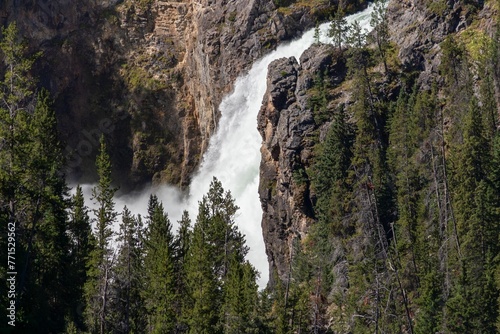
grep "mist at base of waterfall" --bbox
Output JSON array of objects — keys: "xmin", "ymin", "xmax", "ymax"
[{"xmin": 74, "ymin": 3, "xmax": 376, "ymax": 289}]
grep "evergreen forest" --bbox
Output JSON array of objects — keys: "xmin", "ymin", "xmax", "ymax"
[{"xmin": 2, "ymin": 0, "xmax": 500, "ymax": 333}]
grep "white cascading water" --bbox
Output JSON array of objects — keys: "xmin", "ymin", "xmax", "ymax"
[
  {"xmin": 79, "ymin": 4, "xmax": 376, "ymax": 289},
  {"xmin": 177, "ymin": 4, "xmax": 376, "ymax": 288}
]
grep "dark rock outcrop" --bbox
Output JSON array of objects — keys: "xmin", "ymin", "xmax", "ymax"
[{"xmin": 258, "ymin": 44, "xmax": 347, "ymax": 282}]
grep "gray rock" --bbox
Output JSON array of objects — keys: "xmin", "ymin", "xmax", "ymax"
[{"xmin": 258, "ymin": 44, "xmax": 347, "ymax": 282}]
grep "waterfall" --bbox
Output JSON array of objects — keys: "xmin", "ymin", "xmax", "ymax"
[
  {"xmin": 78, "ymin": 3, "xmax": 376, "ymax": 289},
  {"xmin": 172, "ymin": 3, "xmax": 376, "ymax": 288}
]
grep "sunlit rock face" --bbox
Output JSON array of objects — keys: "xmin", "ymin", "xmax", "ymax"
[
  {"xmin": 0, "ymin": 0, "xmax": 332, "ymax": 190},
  {"xmin": 386, "ymin": 0, "xmax": 497, "ymax": 88}
]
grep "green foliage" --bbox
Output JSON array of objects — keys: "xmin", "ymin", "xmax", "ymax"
[
  {"xmin": 185, "ymin": 177, "xmax": 256, "ymax": 333},
  {"xmin": 308, "ymin": 71, "xmax": 330, "ymax": 124},
  {"xmin": 427, "ymin": 0, "xmax": 448, "ymax": 16},
  {"xmin": 446, "ymin": 95, "xmax": 499, "ymax": 333},
  {"xmin": 346, "ymin": 20, "xmax": 367, "ymax": 49},
  {"xmin": 440, "ymin": 36, "xmax": 468, "ymax": 89},
  {"xmin": 459, "ymin": 28, "xmax": 493, "ymax": 65},
  {"xmin": 143, "ymin": 195, "xmax": 177, "ymax": 333},
  {"xmin": 4, "ymin": 3, "xmax": 500, "ymax": 333},
  {"xmin": 68, "ymin": 185, "xmax": 94, "ymax": 330},
  {"xmin": 85, "ymin": 136, "xmax": 118, "ymax": 334},
  {"xmin": 227, "ymin": 11, "xmax": 237, "ymax": 22},
  {"xmin": 173, "ymin": 210, "xmax": 192, "ymax": 330},
  {"xmin": 313, "ymin": 22, "xmax": 321, "ymax": 45},
  {"xmin": 292, "ymin": 167, "xmax": 308, "ymax": 186},
  {"xmin": 92, "ymin": 136, "xmax": 117, "ymax": 252},
  {"xmin": 222, "ymin": 258, "xmax": 260, "ymax": 333},
  {"xmin": 369, "ymin": 0, "xmax": 389, "ymax": 74},
  {"xmin": 110, "ymin": 207, "xmax": 147, "ymax": 334},
  {"xmin": 273, "ymin": 0, "xmax": 296, "ymax": 8},
  {"xmin": 132, "ymin": 0, "xmax": 154, "ymax": 11},
  {"xmin": 121, "ymin": 63, "xmax": 166, "ymax": 92},
  {"xmin": 328, "ymin": 7, "xmax": 350, "ymax": 50},
  {"xmin": 312, "ymin": 105, "xmax": 353, "ymax": 236},
  {"xmin": 415, "ymin": 271, "xmax": 443, "ymax": 334},
  {"xmin": 480, "ymin": 72, "xmax": 497, "ymax": 141},
  {"xmin": 0, "ymin": 23, "xmax": 74, "ymax": 333}
]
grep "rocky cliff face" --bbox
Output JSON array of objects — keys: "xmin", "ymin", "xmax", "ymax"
[
  {"xmin": 258, "ymin": 0, "xmax": 499, "ymax": 283},
  {"xmin": 386, "ymin": 0, "xmax": 497, "ymax": 87},
  {"xmin": 0, "ymin": 0, "xmax": 341, "ymax": 189},
  {"xmin": 258, "ymin": 44, "xmax": 347, "ymax": 281}
]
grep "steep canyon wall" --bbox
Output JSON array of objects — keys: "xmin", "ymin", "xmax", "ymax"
[{"xmin": 0, "ymin": 0, "xmax": 347, "ymax": 189}]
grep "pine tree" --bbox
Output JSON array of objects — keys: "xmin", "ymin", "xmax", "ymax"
[
  {"xmin": 269, "ymin": 270, "xmax": 288, "ymax": 334},
  {"xmin": 490, "ymin": 134, "xmax": 500, "ymax": 331},
  {"xmin": 111, "ymin": 206, "xmax": 147, "ymax": 334},
  {"xmin": 344, "ymin": 25, "xmax": 402, "ymax": 332},
  {"xmin": 307, "ymin": 106, "xmax": 353, "ymax": 331},
  {"xmin": 85, "ymin": 136, "xmax": 117, "ymax": 334},
  {"xmin": 18, "ymin": 87, "xmax": 72, "ymax": 333},
  {"xmin": 0, "ymin": 21, "xmax": 38, "ymax": 236},
  {"xmin": 204, "ymin": 177, "xmax": 246, "ymax": 282},
  {"xmin": 388, "ymin": 89, "xmax": 420, "ymax": 285},
  {"xmin": 369, "ymin": 0, "xmax": 389, "ymax": 74},
  {"xmin": 328, "ymin": 6, "xmax": 349, "ymax": 50},
  {"xmin": 479, "ymin": 72, "xmax": 498, "ymax": 141},
  {"xmin": 388, "ymin": 88, "xmax": 445, "ymax": 334},
  {"xmin": 185, "ymin": 177, "xmax": 249, "ymax": 333},
  {"xmin": 346, "ymin": 20, "xmax": 366, "ymax": 49},
  {"xmin": 222, "ymin": 257, "xmax": 259, "ymax": 333},
  {"xmin": 185, "ymin": 198, "xmax": 220, "ymax": 334},
  {"xmin": 309, "ymin": 71, "xmax": 330, "ymax": 124},
  {"xmin": 67, "ymin": 185, "xmax": 94, "ymax": 330},
  {"xmin": 174, "ymin": 210, "xmax": 192, "ymax": 332},
  {"xmin": 313, "ymin": 22, "xmax": 321, "ymax": 45},
  {"xmin": 447, "ymin": 96, "xmax": 498, "ymax": 333},
  {"xmin": 0, "ymin": 24, "xmax": 72, "ymax": 331},
  {"xmin": 313, "ymin": 104, "xmax": 353, "ymax": 236},
  {"xmin": 415, "ymin": 271, "xmax": 443, "ymax": 334},
  {"xmin": 0, "ymin": 22, "xmax": 35, "ymax": 331},
  {"xmin": 143, "ymin": 195, "xmax": 177, "ymax": 333}
]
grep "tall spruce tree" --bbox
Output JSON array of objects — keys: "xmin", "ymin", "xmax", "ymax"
[
  {"xmin": 308, "ymin": 106, "xmax": 353, "ymax": 331},
  {"xmin": 447, "ymin": 96, "xmax": 497, "ymax": 333},
  {"xmin": 0, "ymin": 24, "xmax": 73, "ymax": 332},
  {"xmin": 344, "ymin": 24, "xmax": 402, "ymax": 332},
  {"xmin": 222, "ymin": 257, "xmax": 259, "ymax": 334},
  {"xmin": 490, "ymin": 133, "xmax": 500, "ymax": 331},
  {"xmin": 0, "ymin": 22, "xmax": 35, "ymax": 332},
  {"xmin": 143, "ymin": 195, "xmax": 177, "ymax": 333},
  {"xmin": 174, "ymin": 210, "xmax": 192, "ymax": 332},
  {"xmin": 313, "ymin": 104, "xmax": 353, "ymax": 236},
  {"xmin": 20, "ymin": 86, "xmax": 72, "ymax": 333},
  {"xmin": 85, "ymin": 136, "xmax": 118, "ymax": 334},
  {"xmin": 185, "ymin": 177, "xmax": 249, "ymax": 333},
  {"xmin": 67, "ymin": 185, "xmax": 94, "ymax": 330},
  {"xmin": 110, "ymin": 206, "xmax": 146, "ymax": 334},
  {"xmin": 185, "ymin": 197, "xmax": 221, "ymax": 334}
]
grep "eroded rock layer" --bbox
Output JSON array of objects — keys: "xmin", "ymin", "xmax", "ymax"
[{"xmin": 1, "ymin": 0, "xmax": 355, "ymax": 189}]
